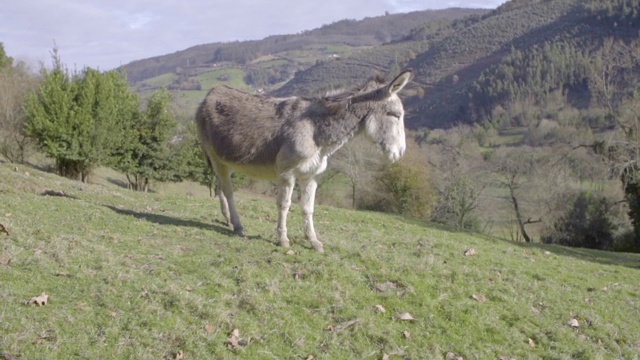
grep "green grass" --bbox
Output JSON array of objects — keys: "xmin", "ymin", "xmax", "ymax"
[
  {"xmin": 140, "ymin": 73, "xmax": 177, "ymax": 88},
  {"xmin": 1, "ymin": 163, "xmax": 640, "ymax": 359},
  {"xmin": 195, "ymin": 69, "xmax": 251, "ymax": 91}
]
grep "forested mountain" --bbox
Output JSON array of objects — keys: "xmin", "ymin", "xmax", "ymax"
[
  {"xmin": 276, "ymin": 0, "xmax": 640, "ymax": 128},
  {"xmin": 121, "ymin": 8, "xmax": 485, "ymax": 84},
  {"xmin": 121, "ymin": 0, "xmax": 639, "ymax": 130},
  {"xmin": 406, "ymin": 0, "xmax": 640, "ymax": 127}
]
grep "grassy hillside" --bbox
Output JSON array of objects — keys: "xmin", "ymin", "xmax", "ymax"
[
  {"xmin": 1, "ymin": 163, "xmax": 639, "ymax": 359},
  {"xmin": 122, "ymin": 8, "xmax": 487, "ymax": 118},
  {"xmin": 122, "ymin": 9, "xmax": 485, "ymax": 84}
]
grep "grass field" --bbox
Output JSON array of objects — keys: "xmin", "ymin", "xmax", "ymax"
[{"xmin": 1, "ymin": 163, "xmax": 639, "ymax": 359}]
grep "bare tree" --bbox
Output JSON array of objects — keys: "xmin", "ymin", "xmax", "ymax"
[
  {"xmin": 0, "ymin": 62, "xmax": 38, "ymax": 163},
  {"xmin": 587, "ymin": 38, "xmax": 640, "ymax": 124},
  {"xmin": 487, "ymin": 146, "xmax": 542, "ymax": 242},
  {"xmin": 426, "ymin": 126, "xmax": 488, "ymax": 229},
  {"xmin": 332, "ymin": 137, "xmax": 381, "ymax": 209}
]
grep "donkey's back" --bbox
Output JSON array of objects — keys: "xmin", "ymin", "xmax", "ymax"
[{"xmin": 196, "ymin": 85, "xmax": 299, "ymax": 176}]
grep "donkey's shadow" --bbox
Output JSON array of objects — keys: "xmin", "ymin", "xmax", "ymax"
[
  {"xmin": 104, "ymin": 205, "xmax": 232, "ymax": 235},
  {"xmin": 103, "ymin": 205, "xmax": 271, "ymax": 244}
]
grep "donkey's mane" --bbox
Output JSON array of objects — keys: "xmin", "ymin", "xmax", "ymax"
[{"xmin": 320, "ymin": 73, "xmax": 387, "ymax": 104}]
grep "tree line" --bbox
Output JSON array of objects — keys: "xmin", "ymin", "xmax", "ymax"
[{"xmin": 0, "ymin": 46, "xmax": 209, "ymax": 192}]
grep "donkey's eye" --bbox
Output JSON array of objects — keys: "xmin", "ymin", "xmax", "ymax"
[{"xmin": 387, "ymin": 111, "xmax": 401, "ymax": 119}]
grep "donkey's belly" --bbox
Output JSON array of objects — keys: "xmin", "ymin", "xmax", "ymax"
[{"xmin": 226, "ymin": 161, "xmax": 278, "ymax": 180}]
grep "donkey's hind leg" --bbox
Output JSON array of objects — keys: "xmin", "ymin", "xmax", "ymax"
[
  {"xmin": 299, "ymin": 176, "xmax": 324, "ymax": 253},
  {"xmin": 216, "ymin": 164, "xmax": 244, "ymax": 236},
  {"xmin": 216, "ymin": 176, "xmax": 231, "ymax": 227}
]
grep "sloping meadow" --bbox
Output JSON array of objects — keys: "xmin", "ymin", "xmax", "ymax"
[{"xmin": 1, "ymin": 163, "xmax": 639, "ymax": 359}]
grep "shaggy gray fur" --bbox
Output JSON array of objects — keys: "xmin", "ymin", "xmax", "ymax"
[{"xmin": 196, "ymin": 70, "xmax": 413, "ymax": 252}]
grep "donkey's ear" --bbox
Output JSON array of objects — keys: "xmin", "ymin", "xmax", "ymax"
[{"xmin": 387, "ymin": 69, "xmax": 413, "ymax": 96}]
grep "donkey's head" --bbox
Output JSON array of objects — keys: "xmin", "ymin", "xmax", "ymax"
[{"xmin": 352, "ymin": 70, "xmax": 413, "ymax": 162}]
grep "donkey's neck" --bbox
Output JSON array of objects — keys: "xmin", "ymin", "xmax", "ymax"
[{"xmin": 313, "ymin": 103, "xmax": 369, "ymax": 157}]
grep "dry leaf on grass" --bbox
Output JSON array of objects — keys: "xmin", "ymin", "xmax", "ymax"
[
  {"xmin": 328, "ymin": 319, "xmax": 360, "ymax": 333},
  {"xmin": 394, "ymin": 312, "xmax": 415, "ymax": 321},
  {"xmin": 464, "ymin": 248, "xmax": 476, "ymax": 257},
  {"xmin": 185, "ymin": 286, "xmax": 194, "ymax": 292},
  {"xmin": 498, "ymin": 357, "xmax": 516, "ymax": 360},
  {"xmin": 567, "ymin": 318, "xmax": 580, "ymax": 329},
  {"xmin": 205, "ymin": 324, "xmax": 216, "ymax": 333},
  {"xmin": 402, "ymin": 330, "xmax": 411, "ymax": 339},
  {"xmin": 530, "ymin": 306, "xmax": 541, "ymax": 315},
  {"xmin": 471, "ymin": 294, "xmax": 487, "ymax": 303},
  {"xmin": 174, "ymin": 350, "xmax": 184, "ymax": 360},
  {"xmin": 0, "ymin": 224, "xmax": 9, "ymax": 236},
  {"xmin": 374, "ymin": 304, "xmax": 386, "ymax": 313},
  {"xmin": 0, "ymin": 256, "xmax": 11, "ymax": 267},
  {"xmin": 176, "ymin": 245, "xmax": 190, "ymax": 252},
  {"xmin": 528, "ymin": 338, "xmax": 536, "ymax": 348},
  {"xmin": 27, "ymin": 292, "xmax": 48, "ymax": 306},
  {"xmin": 382, "ymin": 354, "xmax": 390, "ymax": 360},
  {"xmin": 305, "ymin": 355, "xmax": 315, "ymax": 360},
  {"xmin": 227, "ymin": 329, "xmax": 247, "ymax": 349},
  {"xmin": 2, "ymin": 353, "xmax": 20, "ymax": 360},
  {"xmin": 375, "ymin": 281, "xmax": 398, "ymax": 293},
  {"xmin": 108, "ymin": 310, "xmax": 118, "ymax": 318},
  {"xmin": 34, "ymin": 330, "xmax": 55, "ymax": 345},
  {"xmin": 446, "ymin": 352, "xmax": 464, "ymax": 360},
  {"xmin": 285, "ymin": 249, "xmax": 295, "ymax": 256}
]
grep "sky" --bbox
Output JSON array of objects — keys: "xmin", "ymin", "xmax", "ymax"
[{"xmin": 1, "ymin": 0, "xmax": 507, "ymax": 71}]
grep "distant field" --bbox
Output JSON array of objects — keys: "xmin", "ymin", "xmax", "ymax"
[{"xmin": 1, "ymin": 163, "xmax": 639, "ymax": 359}]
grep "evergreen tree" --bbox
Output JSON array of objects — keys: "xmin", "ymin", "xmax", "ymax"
[
  {"xmin": 25, "ymin": 50, "xmax": 138, "ymax": 182},
  {"xmin": 0, "ymin": 43, "xmax": 13, "ymax": 70},
  {"xmin": 112, "ymin": 88, "xmax": 177, "ymax": 192}
]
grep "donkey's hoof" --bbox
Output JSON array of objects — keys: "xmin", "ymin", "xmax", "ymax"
[
  {"xmin": 233, "ymin": 227, "xmax": 245, "ymax": 237},
  {"xmin": 279, "ymin": 237, "xmax": 291, "ymax": 248},
  {"xmin": 312, "ymin": 241, "xmax": 324, "ymax": 253}
]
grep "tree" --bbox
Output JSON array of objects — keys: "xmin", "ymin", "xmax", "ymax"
[
  {"xmin": 543, "ymin": 191, "xmax": 617, "ymax": 250},
  {"xmin": 173, "ymin": 121, "xmax": 215, "ymax": 196},
  {"xmin": 426, "ymin": 126, "xmax": 487, "ymax": 230},
  {"xmin": 0, "ymin": 46, "xmax": 38, "ymax": 163},
  {"xmin": 332, "ymin": 137, "xmax": 380, "ymax": 209},
  {"xmin": 25, "ymin": 50, "xmax": 138, "ymax": 181},
  {"xmin": 111, "ymin": 88, "xmax": 177, "ymax": 192},
  {"xmin": 0, "ymin": 42, "xmax": 12, "ymax": 70},
  {"xmin": 586, "ymin": 39, "xmax": 640, "ymax": 246},
  {"xmin": 487, "ymin": 146, "xmax": 541, "ymax": 242},
  {"xmin": 377, "ymin": 140, "xmax": 434, "ymax": 219},
  {"xmin": 587, "ymin": 38, "xmax": 638, "ymax": 124}
]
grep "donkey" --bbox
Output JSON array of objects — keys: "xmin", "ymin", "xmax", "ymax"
[{"xmin": 196, "ymin": 69, "xmax": 413, "ymax": 252}]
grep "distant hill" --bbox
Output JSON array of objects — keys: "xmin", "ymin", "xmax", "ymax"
[
  {"xmin": 121, "ymin": 8, "xmax": 486, "ymax": 84},
  {"xmin": 121, "ymin": 0, "xmax": 640, "ymax": 130},
  {"xmin": 275, "ymin": 0, "xmax": 583, "ymax": 126},
  {"xmin": 120, "ymin": 8, "xmax": 488, "ymax": 117},
  {"xmin": 276, "ymin": 0, "xmax": 640, "ymax": 128}
]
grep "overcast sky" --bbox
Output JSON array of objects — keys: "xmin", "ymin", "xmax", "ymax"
[{"xmin": 2, "ymin": 0, "xmax": 507, "ymax": 71}]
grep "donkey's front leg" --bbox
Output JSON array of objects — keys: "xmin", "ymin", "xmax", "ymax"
[
  {"xmin": 299, "ymin": 177, "xmax": 324, "ymax": 253},
  {"xmin": 276, "ymin": 176, "xmax": 295, "ymax": 248}
]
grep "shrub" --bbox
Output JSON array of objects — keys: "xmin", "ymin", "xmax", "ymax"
[{"xmin": 542, "ymin": 191, "xmax": 620, "ymax": 250}]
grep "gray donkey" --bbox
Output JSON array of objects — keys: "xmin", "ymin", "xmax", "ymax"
[{"xmin": 196, "ymin": 69, "xmax": 412, "ymax": 252}]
